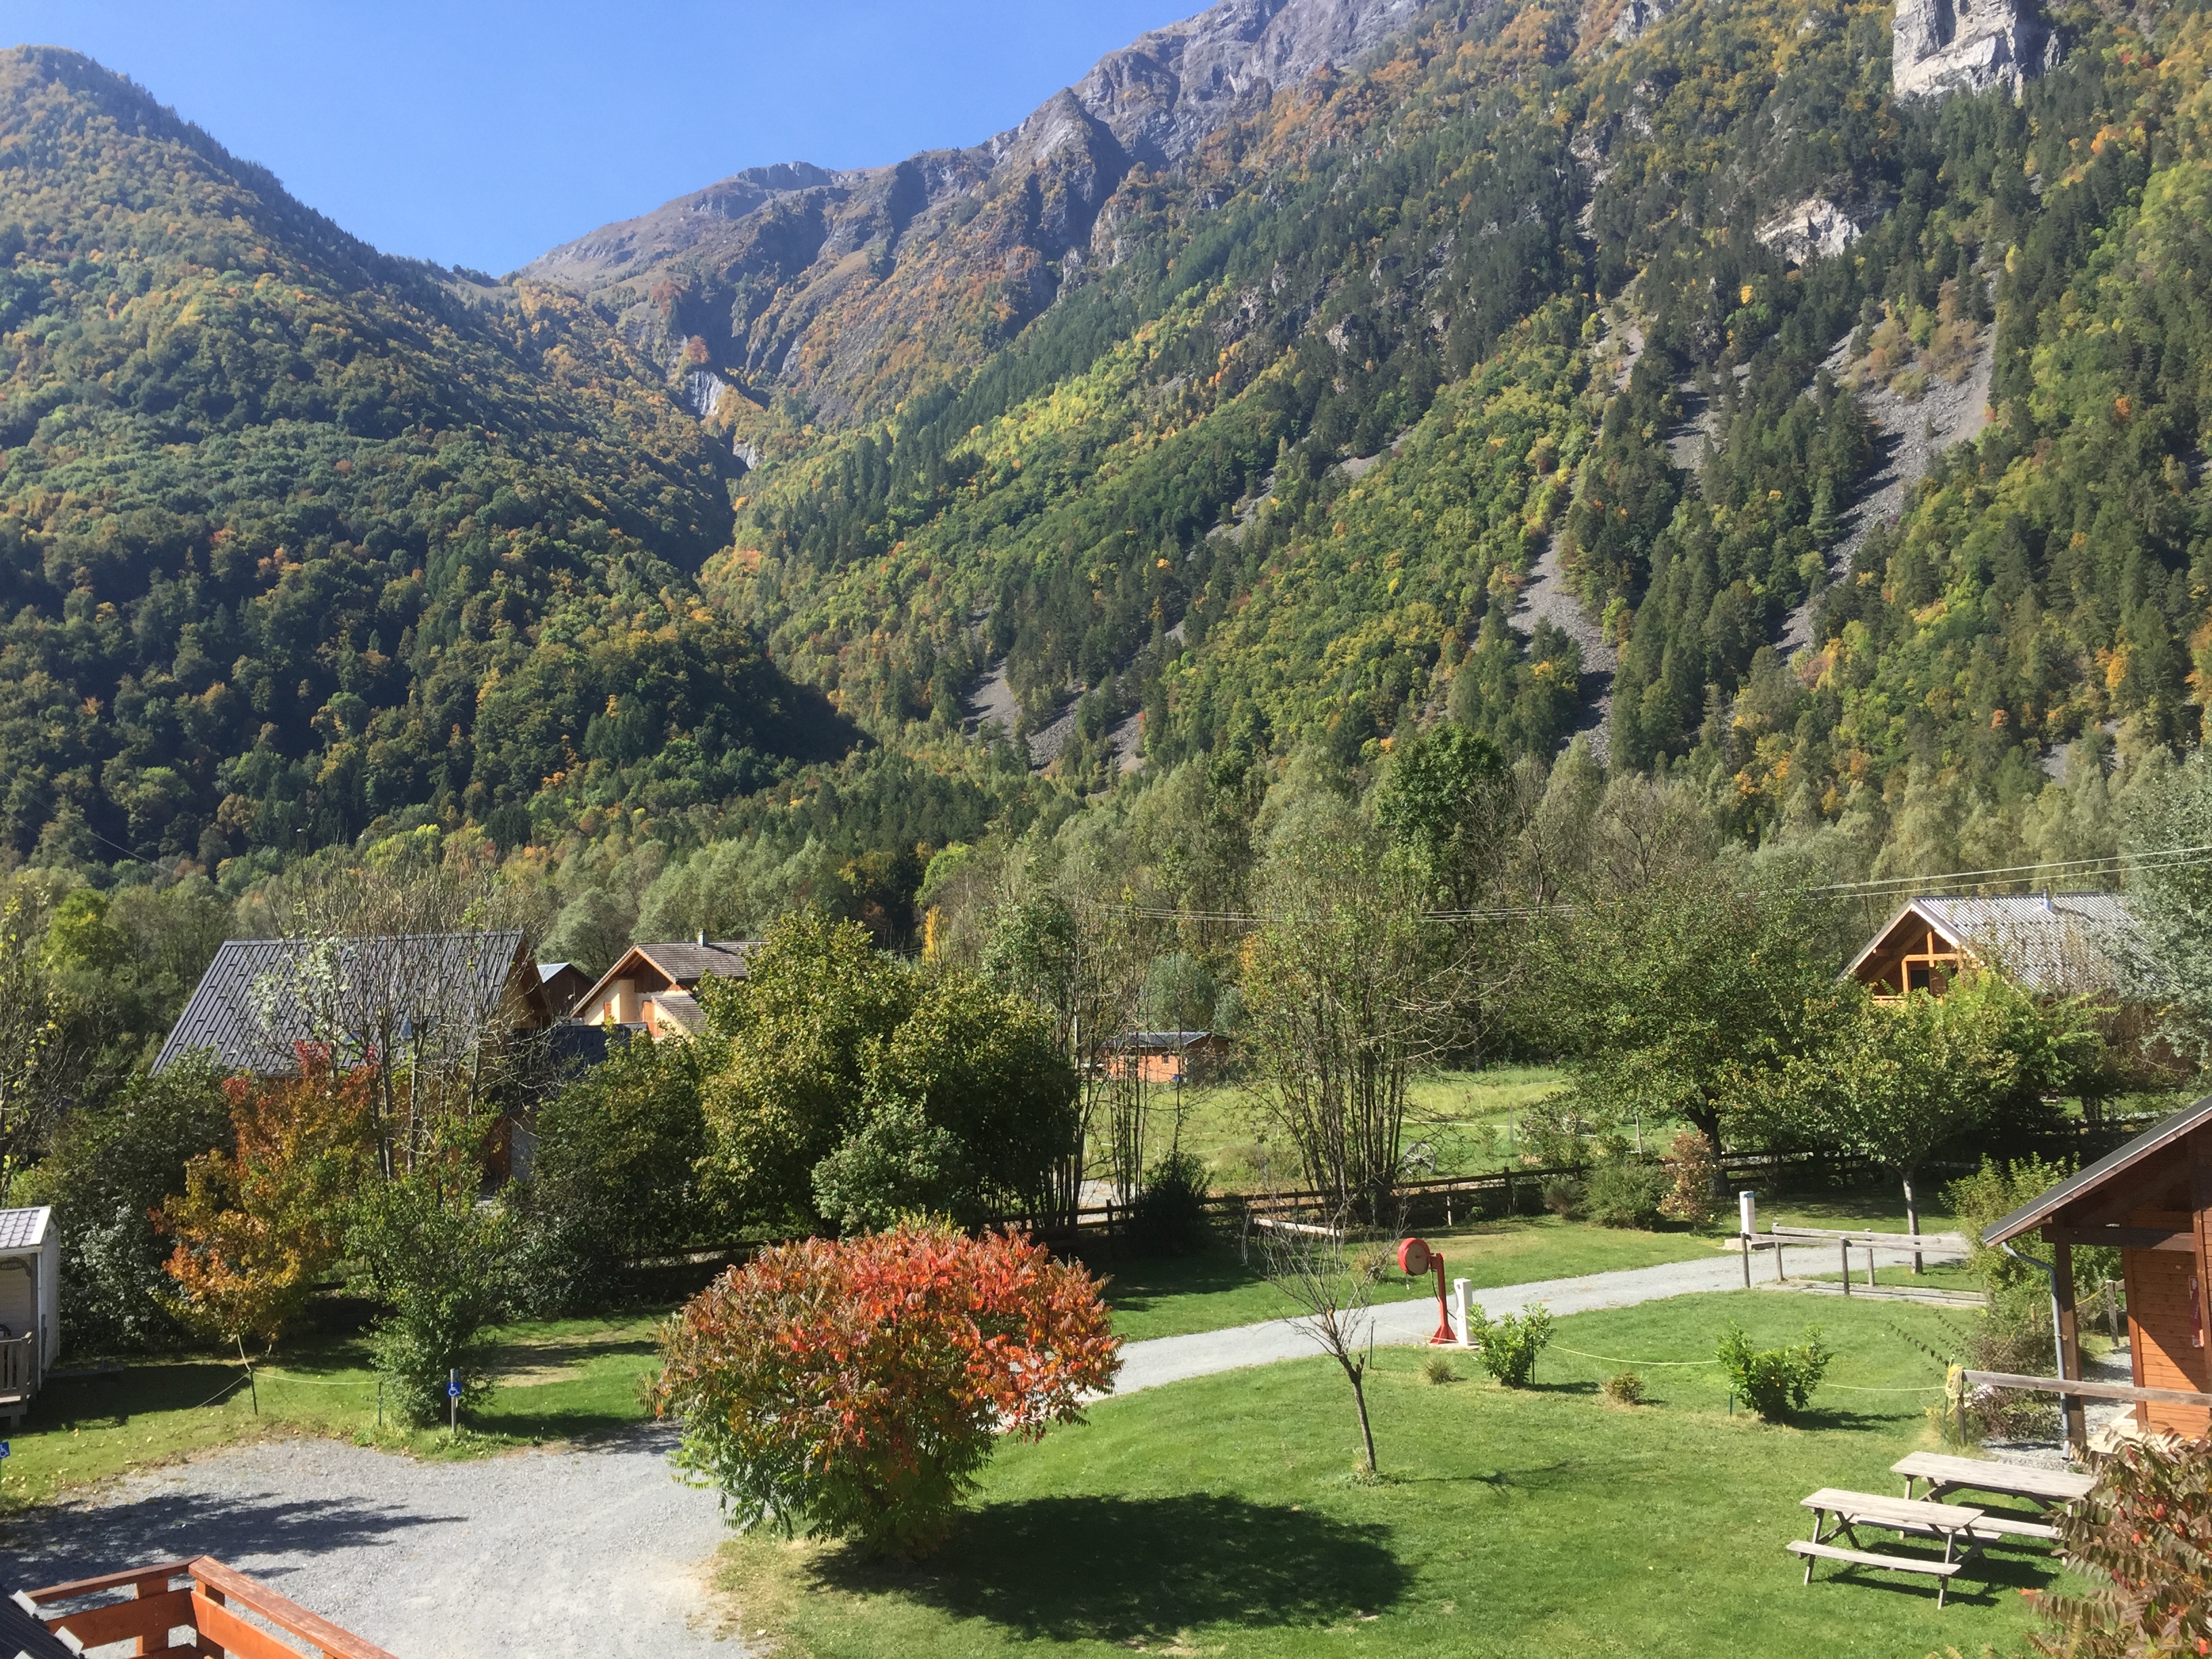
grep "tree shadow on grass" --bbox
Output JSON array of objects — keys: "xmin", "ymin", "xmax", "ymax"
[{"xmin": 811, "ymin": 1494, "xmax": 1408, "ymax": 1643}]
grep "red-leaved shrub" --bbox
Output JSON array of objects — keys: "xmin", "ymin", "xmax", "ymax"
[
  {"xmin": 2032, "ymin": 1433, "xmax": 2211, "ymax": 1658},
  {"xmin": 652, "ymin": 1221, "xmax": 1121, "ymax": 1557}
]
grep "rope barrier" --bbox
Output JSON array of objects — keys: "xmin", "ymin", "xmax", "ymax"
[
  {"xmin": 184, "ymin": 1370, "xmax": 253, "ymax": 1411},
  {"xmin": 253, "ymin": 1372, "xmax": 378, "ymax": 1388},
  {"xmin": 1545, "ymin": 1344, "xmax": 1947, "ymax": 1393}
]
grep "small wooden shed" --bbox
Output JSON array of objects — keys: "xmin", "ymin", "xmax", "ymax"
[
  {"xmin": 0, "ymin": 1206, "xmax": 59, "ymax": 1421},
  {"xmin": 1984, "ymin": 1097, "xmax": 2212, "ymax": 1440}
]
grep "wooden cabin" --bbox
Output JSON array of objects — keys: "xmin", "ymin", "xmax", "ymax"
[
  {"xmin": 573, "ymin": 938, "xmax": 760, "ymax": 1038},
  {"xmin": 537, "ymin": 960, "xmax": 594, "ymax": 1017},
  {"xmin": 1985, "ymin": 1098, "xmax": 2212, "ymax": 1439},
  {"xmin": 1103, "ymin": 1031, "xmax": 1231, "ymax": 1085},
  {"xmin": 1845, "ymin": 892, "xmax": 2139, "ymax": 1004}
]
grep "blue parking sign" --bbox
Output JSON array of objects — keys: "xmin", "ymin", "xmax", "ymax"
[{"xmin": 447, "ymin": 1378, "xmax": 462, "ymax": 1399}]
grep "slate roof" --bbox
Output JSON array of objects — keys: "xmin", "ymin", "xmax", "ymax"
[
  {"xmin": 0, "ymin": 1209, "xmax": 49, "ymax": 1254},
  {"xmin": 1984, "ymin": 1093, "xmax": 2212, "ymax": 1246},
  {"xmin": 1845, "ymin": 892, "xmax": 2142, "ymax": 997},
  {"xmin": 153, "ymin": 931, "xmax": 531, "ymax": 1076}
]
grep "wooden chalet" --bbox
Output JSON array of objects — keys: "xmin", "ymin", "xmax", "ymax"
[
  {"xmin": 1104, "ymin": 1030, "xmax": 1231, "ymax": 1085},
  {"xmin": 537, "ymin": 960, "xmax": 594, "ymax": 1016},
  {"xmin": 1845, "ymin": 892, "xmax": 2139, "ymax": 1003},
  {"xmin": 572, "ymin": 937, "xmax": 760, "ymax": 1038},
  {"xmin": 1984, "ymin": 1098, "xmax": 2212, "ymax": 1442},
  {"xmin": 152, "ymin": 930, "xmax": 554, "ymax": 1076},
  {"xmin": 14, "ymin": 1556, "xmax": 396, "ymax": 1658}
]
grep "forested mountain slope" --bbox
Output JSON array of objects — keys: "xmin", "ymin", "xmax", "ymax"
[
  {"xmin": 688, "ymin": 0, "xmax": 2212, "ymax": 878},
  {"xmin": 9, "ymin": 0, "xmax": 2212, "ymax": 922},
  {"xmin": 0, "ymin": 46, "xmax": 845, "ymax": 876}
]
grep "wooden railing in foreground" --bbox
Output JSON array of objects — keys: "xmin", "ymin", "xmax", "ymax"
[{"xmin": 19, "ymin": 1555, "xmax": 396, "ymax": 1659}]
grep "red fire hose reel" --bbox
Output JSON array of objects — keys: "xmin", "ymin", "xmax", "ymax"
[{"xmin": 1398, "ymin": 1235, "xmax": 1456, "ymax": 1346}]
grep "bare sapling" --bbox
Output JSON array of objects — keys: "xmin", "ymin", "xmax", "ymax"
[{"xmin": 1259, "ymin": 1200, "xmax": 1382, "ymax": 1476}]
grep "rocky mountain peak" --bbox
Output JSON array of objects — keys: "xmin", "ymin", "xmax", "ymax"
[{"xmin": 1892, "ymin": 0, "xmax": 2055, "ymax": 98}]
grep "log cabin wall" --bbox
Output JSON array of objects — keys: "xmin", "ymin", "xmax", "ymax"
[{"xmin": 2110, "ymin": 1122, "xmax": 2212, "ymax": 1435}]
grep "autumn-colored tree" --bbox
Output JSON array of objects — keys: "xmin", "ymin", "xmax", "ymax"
[
  {"xmin": 652, "ymin": 1222, "xmax": 1120, "ymax": 1557},
  {"xmin": 159, "ymin": 1050, "xmax": 376, "ymax": 1349},
  {"xmin": 2031, "ymin": 1435, "xmax": 2212, "ymax": 1658}
]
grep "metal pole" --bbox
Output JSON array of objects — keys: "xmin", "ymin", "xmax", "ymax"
[
  {"xmin": 1740, "ymin": 1230, "xmax": 1751, "ymax": 1288},
  {"xmin": 449, "ymin": 1368, "xmax": 459, "ymax": 1436},
  {"xmin": 1841, "ymin": 1240, "xmax": 1851, "ymax": 1295}
]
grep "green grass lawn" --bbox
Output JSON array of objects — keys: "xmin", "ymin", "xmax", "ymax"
[
  {"xmin": 712, "ymin": 1292, "xmax": 2062, "ymax": 1659},
  {"xmin": 0, "ymin": 1309, "xmax": 668, "ymax": 1514},
  {"xmin": 1099, "ymin": 1217, "xmax": 1732, "ymax": 1341}
]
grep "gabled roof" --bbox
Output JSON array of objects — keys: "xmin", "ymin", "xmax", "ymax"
[
  {"xmin": 1845, "ymin": 891, "xmax": 2141, "ymax": 997},
  {"xmin": 1984, "ymin": 1093, "xmax": 2212, "ymax": 1245},
  {"xmin": 153, "ymin": 931, "xmax": 537, "ymax": 1076},
  {"xmin": 573, "ymin": 939, "xmax": 759, "ymax": 1022},
  {"xmin": 1109, "ymin": 1030, "xmax": 1220, "ymax": 1049},
  {"xmin": 0, "ymin": 1208, "xmax": 50, "ymax": 1252}
]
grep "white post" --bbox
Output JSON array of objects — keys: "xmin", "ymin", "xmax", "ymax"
[
  {"xmin": 1738, "ymin": 1191, "xmax": 1757, "ymax": 1288},
  {"xmin": 1451, "ymin": 1278, "xmax": 1473, "ymax": 1348}
]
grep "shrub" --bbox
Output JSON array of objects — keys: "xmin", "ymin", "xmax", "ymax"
[
  {"xmin": 514, "ymin": 1027, "xmax": 718, "ymax": 1313},
  {"xmin": 1421, "ymin": 1352, "xmax": 1460, "ymax": 1385},
  {"xmin": 1717, "ymin": 1322, "xmax": 1832, "ymax": 1420},
  {"xmin": 811, "ymin": 1094, "xmax": 961, "ymax": 1233},
  {"xmin": 1130, "ymin": 1150, "xmax": 1212, "ymax": 1256},
  {"xmin": 1585, "ymin": 1158, "xmax": 1668, "ymax": 1229},
  {"xmin": 1657, "ymin": 1128, "xmax": 1721, "ymax": 1227},
  {"xmin": 12, "ymin": 1055, "xmax": 232, "ymax": 1353},
  {"xmin": 1466, "ymin": 1302, "xmax": 1553, "ymax": 1387},
  {"xmin": 1540, "ymin": 1174, "xmax": 1584, "ymax": 1219},
  {"xmin": 348, "ymin": 1166, "xmax": 517, "ymax": 1425},
  {"xmin": 1602, "ymin": 1370, "xmax": 1645, "ymax": 1406},
  {"xmin": 158, "ymin": 1053, "xmax": 375, "ymax": 1349},
  {"xmin": 2026, "ymin": 1434, "xmax": 2212, "ymax": 1657},
  {"xmin": 652, "ymin": 1222, "xmax": 1121, "ymax": 1557}
]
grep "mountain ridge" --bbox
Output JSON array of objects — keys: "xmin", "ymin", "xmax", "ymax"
[{"xmin": 514, "ymin": 0, "xmax": 1426, "ymax": 426}]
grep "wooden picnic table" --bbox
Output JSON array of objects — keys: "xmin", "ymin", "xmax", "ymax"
[
  {"xmin": 1791, "ymin": 1488, "xmax": 1988, "ymax": 1607},
  {"xmin": 1893, "ymin": 1451, "xmax": 2095, "ymax": 1509}
]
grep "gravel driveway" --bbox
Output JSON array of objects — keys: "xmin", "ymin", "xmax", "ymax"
[{"xmin": 0, "ymin": 1427, "xmax": 750, "ymax": 1659}]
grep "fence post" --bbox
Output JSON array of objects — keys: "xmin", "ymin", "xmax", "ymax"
[{"xmin": 1840, "ymin": 1240, "xmax": 1851, "ymax": 1296}]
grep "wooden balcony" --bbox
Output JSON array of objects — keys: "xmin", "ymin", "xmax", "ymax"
[
  {"xmin": 0, "ymin": 1330, "xmax": 39, "ymax": 1423},
  {"xmin": 18, "ymin": 1556, "xmax": 395, "ymax": 1658}
]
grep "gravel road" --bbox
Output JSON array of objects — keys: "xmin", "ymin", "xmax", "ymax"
[{"xmin": 0, "ymin": 1427, "xmax": 748, "ymax": 1659}]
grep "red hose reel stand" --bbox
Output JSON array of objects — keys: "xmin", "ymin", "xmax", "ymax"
[{"xmin": 1398, "ymin": 1235, "xmax": 1456, "ymax": 1345}]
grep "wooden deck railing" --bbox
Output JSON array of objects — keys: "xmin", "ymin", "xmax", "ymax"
[
  {"xmin": 20, "ymin": 1556, "xmax": 396, "ymax": 1659},
  {"xmin": 0, "ymin": 1331, "xmax": 39, "ymax": 1398}
]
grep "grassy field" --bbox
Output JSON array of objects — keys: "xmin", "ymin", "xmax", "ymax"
[
  {"xmin": 712, "ymin": 1292, "xmax": 2060, "ymax": 1659},
  {"xmin": 0, "ymin": 1309, "xmax": 668, "ymax": 1515},
  {"xmin": 1155, "ymin": 1067, "xmax": 1568, "ymax": 1192}
]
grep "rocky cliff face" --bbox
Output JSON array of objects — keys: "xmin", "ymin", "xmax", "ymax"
[
  {"xmin": 1893, "ymin": 0, "xmax": 2053, "ymax": 98},
  {"xmin": 516, "ymin": 0, "xmax": 1420, "ymax": 425}
]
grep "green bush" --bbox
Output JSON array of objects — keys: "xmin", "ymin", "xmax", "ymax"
[
  {"xmin": 1601, "ymin": 1370, "xmax": 1645, "ymax": 1406},
  {"xmin": 811, "ymin": 1094, "xmax": 962, "ymax": 1233},
  {"xmin": 1466, "ymin": 1302, "xmax": 1553, "ymax": 1387},
  {"xmin": 1584, "ymin": 1158, "xmax": 1668, "ymax": 1229},
  {"xmin": 1130, "ymin": 1151, "xmax": 1213, "ymax": 1256},
  {"xmin": 11, "ymin": 1056, "xmax": 232, "ymax": 1353},
  {"xmin": 1717, "ymin": 1322, "xmax": 1832, "ymax": 1420},
  {"xmin": 349, "ymin": 1170, "xmax": 517, "ymax": 1425},
  {"xmin": 1539, "ymin": 1175, "xmax": 1584, "ymax": 1219}
]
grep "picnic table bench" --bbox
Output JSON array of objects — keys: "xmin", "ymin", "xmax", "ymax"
[
  {"xmin": 1893, "ymin": 1451, "xmax": 2094, "ymax": 1512},
  {"xmin": 1790, "ymin": 1488, "xmax": 1987, "ymax": 1607}
]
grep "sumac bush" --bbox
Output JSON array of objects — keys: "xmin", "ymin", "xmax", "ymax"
[
  {"xmin": 652, "ymin": 1222, "xmax": 1121, "ymax": 1556},
  {"xmin": 2031, "ymin": 1433, "xmax": 2212, "ymax": 1657}
]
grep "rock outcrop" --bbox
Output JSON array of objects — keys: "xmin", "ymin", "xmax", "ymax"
[
  {"xmin": 1893, "ymin": 0, "xmax": 2053, "ymax": 99},
  {"xmin": 1757, "ymin": 195, "xmax": 1859, "ymax": 264},
  {"xmin": 517, "ymin": 0, "xmax": 1425, "ymax": 424}
]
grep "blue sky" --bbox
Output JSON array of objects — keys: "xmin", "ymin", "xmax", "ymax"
[{"xmin": 0, "ymin": 1, "xmax": 1197, "ymax": 273}]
